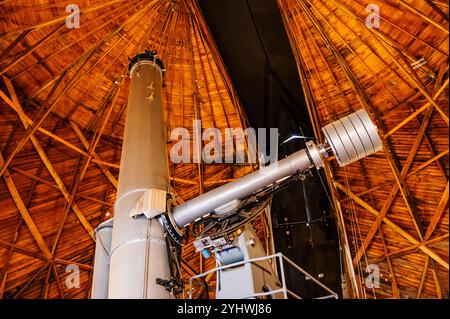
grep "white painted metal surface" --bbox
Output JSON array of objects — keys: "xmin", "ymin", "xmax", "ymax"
[
  {"xmin": 92, "ymin": 218, "xmax": 113, "ymax": 299},
  {"xmin": 108, "ymin": 59, "xmax": 172, "ymax": 299}
]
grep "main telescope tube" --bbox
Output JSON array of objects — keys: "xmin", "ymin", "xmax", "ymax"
[
  {"xmin": 108, "ymin": 52, "xmax": 172, "ymax": 298},
  {"xmin": 172, "ymin": 149, "xmax": 316, "ymax": 228},
  {"xmin": 171, "ymin": 109, "xmax": 382, "ymax": 229}
]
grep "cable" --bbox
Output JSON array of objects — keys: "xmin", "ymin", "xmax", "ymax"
[{"xmin": 180, "ymin": 258, "xmax": 210, "ymax": 299}]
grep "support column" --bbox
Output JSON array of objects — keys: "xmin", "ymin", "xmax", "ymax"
[
  {"xmin": 108, "ymin": 51, "xmax": 172, "ymax": 299},
  {"xmin": 92, "ymin": 218, "xmax": 113, "ymax": 299}
]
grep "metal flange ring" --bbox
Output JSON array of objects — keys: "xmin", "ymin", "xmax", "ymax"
[{"xmin": 160, "ymin": 198, "xmax": 185, "ymax": 245}]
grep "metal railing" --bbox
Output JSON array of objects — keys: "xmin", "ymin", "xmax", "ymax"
[{"xmin": 188, "ymin": 252, "xmax": 338, "ymax": 299}]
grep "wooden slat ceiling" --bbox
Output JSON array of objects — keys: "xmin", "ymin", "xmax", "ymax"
[
  {"xmin": 0, "ymin": 0, "xmax": 448, "ymax": 300},
  {"xmin": 0, "ymin": 0, "xmax": 256, "ymax": 298},
  {"xmin": 277, "ymin": 0, "xmax": 449, "ymax": 299}
]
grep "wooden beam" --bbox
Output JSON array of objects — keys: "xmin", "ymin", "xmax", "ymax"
[
  {"xmin": 408, "ymin": 111, "xmax": 448, "ymax": 183},
  {"xmin": 424, "ymin": 182, "xmax": 449, "ymax": 240},
  {"xmin": 0, "ymin": 68, "xmax": 68, "ymax": 179},
  {"xmin": 431, "ymin": 269, "xmax": 443, "ymax": 298},
  {"xmin": 344, "ymin": 148, "xmax": 448, "ymax": 200},
  {"xmin": 0, "ymin": 24, "xmax": 65, "ymax": 76},
  {"xmin": 298, "ymin": 0, "xmax": 426, "ymax": 262},
  {"xmin": 406, "ymin": 149, "xmax": 449, "ymax": 178},
  {"xmin": 0, "ymin": 239, "xmax": 93, "ymax": 271},
  {"xmin": 334, "ymin": 181, "xmax": 449, "ymax": 270},
  {"xmin": 369, "ymin": 233, "xmax": 449, "ymax": 264},
  {"xmin": 278, "ymin": 1, "xmax": 361, "ymax": 297},
  {"xmin": 0, "ymin": 86, "xmax": 118, "ymax": 167},
  {"xmin": 12, "ymin": 262, "xmax": 50, "ymax": 299},
  {"xmin": 379, "ymin": 228, "xmax": 400, "ymax": 298},
  {"xmin": 52, "ymin": 78, "xmax": 123, "ymax": 275},
  {"xmin": 7, "ymin": 0, "xmax": 145, "ymax": 81},
  {"xmin": 0, "ymin": 122, "xmax": 57, "ymax": 298},
  {"xmin": 300, "ymin": 0, "xmax": 401, "ymax": 106},
  {"xmin": 170, "ymin": 176, "xmax": 197, "ymax": 185},
  {"xmin": 52, "ymin": 258, "xmax": 93, "ymax": 271},
  {"xmin": 9, "ymin": 165, "xmax": 114, "ymax": 208},
  {"xmin": 0, "ymin": 16, "xmax": 120, "ymax": 179},
  {"xmin": 0, "ymin": 219, "xmax": 24, "ymax": 298},
  {"xmin": 425, "ymin": 0, "xmax": 450, "ymax": 21},
  {"xmin": 9, "ymin": 166, "xmax": 58, "ymax": 189},
  {"xmin": 0, "ymin": 152, "xmax": 53, "ymax": 260},
  {"xmin": 27, "ymin": 1, "xmax": 159, "ymax": 103},
  {"xmin": 396, "ymin": 49, "xmax": 449, "ymax": 125},
  {"xmin": 326, "ymin": 0, "xmax": 449, "ymax": 123},
  {"xmin": 0, "ymin": 238, "xmax": 46, "ymax": 261},
  {"xmin": 0, "ymin": 30, "xmax": 30, "ymax": 61},
  {"xmin": 77, "ymin": 194, "xmax": 114, "ymax": 207},
  {"xmin": 70, "ymin": 121, "xmax": 118, "ymax": 189},
  {"xmin": 398, "ymin": 0, "xmax": 449, "ymax": 34},
  {"xmin": 0, "ymin": 0, "xmax": 128, "ymax": 40},
  {"xmin": 351, "ymin": 186, "xmax": 400, "ymax": 266},
  {"xmin": 0, "ymin": 149, "xmax": 76, "ymax": 298},
  {"xmin": 42, "ymin": 150, "xmax": 84, "ymax": 297},
  {"xmin": 186, "ymin": 11, "xmax": 205, "ymax": 197},
  {"xmin": 352, "ymin": 104, "xmax": 437, "ymax": 265},
  {"xmin": 387, "ymin": 79, "xmax": 448, "ymax": 136},
  {"xmin": 327, "ymin": 0, "xmax": 446, "ymax": 66},
  {"xmin": 431, "ymin": 261, "xmax": 445, "ymax": 299},
  {"xmin": 385, "ymin": 63, "xmax": 449, "ymax": 296},
  {"xmin": 2, "ymin": 77, "xmax": 95, "ymax": 240},
  {"xmin": 416, "ymin": 256, "xmax": 429, "ymax": 298},
  {"xmin": 51, "ymin": 263, "xmax": 65, "ymax": 299}
]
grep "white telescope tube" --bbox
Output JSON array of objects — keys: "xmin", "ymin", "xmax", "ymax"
[
  {"xmin": 172, "ymin": 149, "xmax": 315, "ymax": 228},
  {"xmin": 108, "ymin": 54, "xmax": 172, "ymax": 299}
]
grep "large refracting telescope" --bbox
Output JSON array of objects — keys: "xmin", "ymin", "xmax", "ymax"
[{"xmin": 92, "ymin": 51, "xmax": 383, "ymax": 299}]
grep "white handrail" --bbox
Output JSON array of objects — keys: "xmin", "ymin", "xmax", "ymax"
[{"xmin": 188, "ymin": 252, "xmax": 338, "ymax": 299}]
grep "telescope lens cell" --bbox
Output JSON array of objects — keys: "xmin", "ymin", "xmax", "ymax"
[{"xmin": 322, "ymin": 109, "xmax": 383, "ymax": 167}]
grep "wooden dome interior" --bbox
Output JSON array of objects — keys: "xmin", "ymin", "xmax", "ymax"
[{"xmin": 0, "ymin": 0, "xmax": 448, "ymax": 299}]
